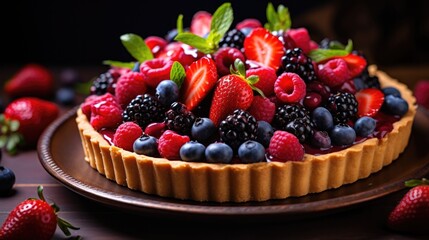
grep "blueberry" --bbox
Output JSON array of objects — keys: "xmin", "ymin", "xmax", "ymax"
[
  {"xmin": 238, "ymin": 140, "xmax": 266, "ymax": 163},
  {"xmin": 155, "ymin": 80, "xmax": 179, "ymax": 107},
  {"xmin": 133, "ymin": 135, "xmax": 158, "ymax": 156},
  {"xmin": 132, "ymin": 62, "xmax": 140, "ymax": 72},
  {"xmin": 353, "ymin": 77, "xmax": 365, "ymax": 91},
  {"xmin": 191, "ymin": 117, "xmax": 216, "ymax": 143},
  {"xmin": 383, "ymin": 95, "xmax": 409, "ymax": 117},
  {"xmin": 59, "ymin": 68, "xmax": 82, "ymax": 86},
  {"xmin": 165, "ymin": 28, "xmax": 178, "ymax": 42},
  {"xmin": 382, "ymin": 87, "xmax": 401, "ymax": 98},
  {"xmin": 330, "ymin": 124, "xmax": 356, "ymax": 146},
  {"xmin": 180, "ymin": 141, "xmax": 206, "ymax": 162},
  {"xmin": 205, "ymin": 143, "xmax": 233, "ymax": 163},
  {"xmin": 312, "ymin": 107, "xmax": 334, "ymax": 131},
  {"xmin": 256, "ymin": 121, "xmax": 274, "ymax": 148},
  {"xmin": 311, "ymin": 131, "xmax": 331, "ymax": 149},
  {"xmin": 239, "ymin": 27, "xmax": 253, "ymax": 36},
  {"xmin": 56, "ymin": 87, "xmax": 76, "ymax": 106},
  {"xmin": 0, "ymin": 166, "xmax": 15, "ymax": 195},
  {"xmin": 354, "ymin": 116, "xmax": 376, "ymax": 137}
]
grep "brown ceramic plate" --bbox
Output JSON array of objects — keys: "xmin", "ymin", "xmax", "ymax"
[{"xmin": 38, "ymin": 106, "xmax": 429, "ymax": 221}]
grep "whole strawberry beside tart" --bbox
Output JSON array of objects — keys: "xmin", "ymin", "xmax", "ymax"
[{"xmin": 76, "ymin": 2, "xmax": 416, "ymax": 202}]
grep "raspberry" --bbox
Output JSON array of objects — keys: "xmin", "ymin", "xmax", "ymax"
[
  {"xmin": 145, "ymin": 36, "xmax": 167, "ymax": 57},
  {"xmin": 115, "ymin": 71, "xmax": 147, "ymax": 108},
  {"xmin": 113, "ymin": 122, "xmax": 143, "ymax": 152},
  {"xmin": 140, "ymin": 58, "xmax": 174, "ymax": 88},
  {"xmin": 414, "ymin": 80, "xmax": 429, "ymax": 110},
  {"xmin": 246, "ymin": 66, "xmax": 277, "ymax": 96},
  {"xmin": 214, "ymin": 47, "xmax": 245, "ymax": 76},
  {"xmin": 274, "ymin": 72, "xmax": 306, "ymax": 103},
  {"xmin": 285, "ymin": 28, "xmax": 311, "ymax": 54},
  {"xmin": 90, "ymin": 98, "xmax": 123, "ymax": 130},
  {"xmin": 236, "ymin": 18, "xmax": 262, "ymax": 30},
  {"xmin": 267, "ymin": 130, "xmax": 304, "ymax": 162},
  {"xmin": 158, "ymin": 130, "xmax": 190, "ymax": 159},
  {"xmin": 317, "ymin": 58, "xmax": 350, "ymax": 87},
  {"xmin": 81, "ymin": 92, "xmax": 117, "ymax": 119},
  {"xmin": 247, "ymin": 96, "xmax": 276, "ymax": 123}
]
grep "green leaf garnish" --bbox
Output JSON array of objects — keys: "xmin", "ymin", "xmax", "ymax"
[
  {"xmin": 264, "ymin": 2, "xmax": 291, "ymax": 31},
  {"xmin": 308, "ymin": 49, "xmax": 349, "ymax": 63},
  {"xmin": 0, "ymin": 114, "xmax": 24, "ymax": 155},
  {"xmin": 177, "ymin": 14, "xmax": 184, "ymax": 34},
  {"xmin": 170, "ymin": 61, "xmax": 186, "ymax": 88},
  {"xmin": 102, "ymin": 60, "xmax": 136, "ymax": 69},
  {"xmin": 344, "ymin": 39, "xmax": 353, "ymax": 53},
  {"xmin": 405, "ymin": 178, "xmax": 429, "ymax": 187},
  {"xmin": 174, "ymin": 2, "xmax": 233, "ymax": 54},
  {"xmin": 120, "ymin": 33, "xmax": 153, "ymax": 62}
]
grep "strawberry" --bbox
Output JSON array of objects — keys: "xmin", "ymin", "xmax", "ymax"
[
  {"xmin": 337, "ymin": 54, "xmax": 367, "ymax": 78},
  {"xmin": 355, "ymin": 88, "xmax": 385, "ymax": 117},
  {"xmin": 387, "ymin": 179, "xmax": 429, "ymax": 234},
  {"xmin": 0, "ymin": 186, "xmax": 79, "ymax": 239},
  {"xmin": 190, "ymin": 11, "xmax": 212, "ymax": 37},
  {"xmin": 209, "ymin": 59, "xmax": 257, "ymax": 126},
  {"xmin": 4, "ymin": 64, "xmax": 54, "ymax": 99},
  {"xmin": 2, "ymin": 97, "xmax": 59, "ymax": 150},
  {"xmin": 180, "ymin": 56, "xmax": 218, "ymax": 111},
  {"xmin": 243, "ymin": 27, "xmax": 285, "ymax": 71}
]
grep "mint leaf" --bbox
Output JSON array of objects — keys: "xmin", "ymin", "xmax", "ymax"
[
  {"xmin": 308, "ymin": 49, "xmax": 349, "ymax": 63},
  {"xmin": 207, "ymin": 2, "xmax": 233, "ymax": 46},
  {"xmin": 177, "ymin": 14, "xmax": 184, "ymax": 34},
  {"xmin": 170, "ymin": 61, "xmax": 186, "ymax": 88},
  {"xmin": 120, "ymin": 33, "xmax": 153, "ymax": 62},
  {"xmin": 265, "ymin": 3, "xmax": 278, "ymax": 30},
  {"xmin": 345, "ymin": 39, "xmax": 353, "ymax": 53},
  {"xmin": 174, "ymin": 32, "xmax": 212, "ymax": 54},
  {"xmin": 264, "ymin": 3, "xmax": 291, "ymax": 31},
  {"xmin": 102, "ymin": 60, "xmax": 136, "ymax": 69}
]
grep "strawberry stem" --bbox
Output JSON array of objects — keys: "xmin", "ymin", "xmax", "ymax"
[
  {"xmin": 404, "ymin": 178, "xmax": 429, "ymax": 187},
  {"xmin": 229, "ymin": 59, "xmax": 265, "ymax": 97}
]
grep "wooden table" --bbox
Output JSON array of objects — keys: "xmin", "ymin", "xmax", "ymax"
[{"xmin": 1, "ymin": 65, "xmax": 429, "ymax": 239}]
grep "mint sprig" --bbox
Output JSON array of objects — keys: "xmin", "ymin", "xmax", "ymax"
[
  {"xmin": 177, "ymin": 14, "xmax": 184, "ymax": 34},
  {"xmin": 174, "ymin": 2, "xmax": 233, "ymax": 54},
  {"xmin": 308, "ymin": 39, "xmax": 353, "ymax": 63},
  {"xmin": 264, "ymin": 2, "xmax": 291, "ymax": 31},
  {"xmin": 102, "ymin": 60, "xmax": 136, "ymax": 69},
  {"xmin": 170, "ymin": 61, "xmax": 186, "ymax": 88},
  {"xmin": 120, "ymin": 33, "xmax": 153, "ymax": 62}
]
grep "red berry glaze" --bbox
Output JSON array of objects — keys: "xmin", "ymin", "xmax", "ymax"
[
  {"xmin": 158, "ymin": 130, "xmax": 190, "ymax": 159},
  {"xmin": 113, "ymin": 122, "xmax": 143, "ymax": 152},
  {"xmin": 267, "ymin": 131, "xmax": 304, "ymax": 162},
  {"xmin": 274, "ymin": 72, "xmax": 306, "ymax": 103},
  {"xmin": 140, "ymin": 58, "xmax": 174, "ymax": 88}
]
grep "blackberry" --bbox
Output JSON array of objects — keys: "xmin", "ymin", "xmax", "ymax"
[
  {"xmin": 272, "ymin": 104, "xmax": 315, "ymax": 143},
  {"xmin": 326, "ymin": 92, "xmax": 358, "ymax": 124},
  {"xmin": 281, "ymin": 48, "xmax": 317, "ymax": 83},
  {"xmin": 90, "ymin": 72, "xmax": 117, "ymax": 95},
  {"xmin": 165, "ymin": 102, "xmax": 196, "ymax": 135},
  {"xmin": 122, "ymin": 94, "xmax": 166, "ymax": 129},
  {"xmin": 219, "ymin": 109, "xmax": 258, "ymax": 151},
  {"xmin": 218, "ymin": 29, "xmax": 245, "ymax": 50}
]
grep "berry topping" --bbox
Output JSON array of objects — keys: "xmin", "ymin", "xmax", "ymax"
[
  {"xmin": 382, "ymin": 87, "xmax": 401, "ymax": 98},
  {"xmin": 355, "ymin": 88, "xmax": 385, "ymax": 117},
  {"xmin": 273, "ymin": 104, "xmax": 315, "ymax": 143},
  {"xmin": 191, "ymin": 117, "xmax": 216, "ymax": 143},
  {"xmin": 303, "ymin": 92, "xmax": 323, "ymax": 110},
  {"xmin": 144, "ymin": 122, "xmax": 166, "ymax": 139},
  {"xmin": 90, "ymin": 71, "xmax": 118, "ymax": 96},
  {"xmin": 414, "ymin": 80, "xmax": 429, "ymax": 109},
  {"xmin": 246, "ymin": 66, "xmax": 277, "ymax": 96},
  {"xmin": 205, "ymin": 142, "xmax": 233, "ymax": 163},
  {"xmin": 140, "ymin": 58, "xmax": 174, "ymax": 88},
  {"xmin": 219, "ymin": 109, "xmax": 258, "ymax": 151},
  {"xmin": 0, "ymin": 166, "xmax": 15, "ymax": 195},
  {"xmin": 218, "ymin": 29, "xmax": 246, "ymax": 50},
  {"xmin": 190, "ymin": 11, "xmax": 212, "ymax": 37},
  {"xmin": 145, "ymin": 36, "xmax": 167, "ymax": 56},
  {"xmin": 267, "ymin": 130, "xmax": 304, "ymax": 162},
  {"xmin": 383, "ymin": 95, "xmax": 409, "ymax": 117},
  {"xmin": 91, "ymin": 99, "xmax": 123, "ymax": 131},
  {"xmin": 354, "ymin": 116, "xmax": 376, "ymax": 137},
  {"xmin": 274, "ymin": 72, "xmax": 307, "ymax": 103},
  {"xmin": 133, "ymin": 134, "xmax": 158, "ymax": 157},
  {"xmin": 281, "ymin": 48, "xmax": 317, "ymax": 83},
  {"xmin": 330, "ymin": 124, "xmax": 356, "ymax": 146},
  {"xmin": 179, "ymin": 141, "xmax": 206, "ymax": 162},
  {"xmin": 247, "ymin": 96, "xmax": 276, "ymax": 123},
  {"xmin": 158, "ymin": 130, "xmax": 190, "ymax": 160},
  {"xmin": 317, "ymin": 58, "xmax": 350, "ymax": 87},
  {"xmin": 165, "ymin": 102, "xmax": 196, "ymax": 135},
  {"xmin": 285, "ymin": 28, "xmax": 312, "ymax": 54},
  {"xmin": 256, "ymin": 120, "xmax": 274, "ymax": 148},
  {"xmin": 238, "ymin": 140, "xmax": 266, "ymax": 163},
  {"xmin": 214, "ymin": 47, "xmax": 245, "ymax": 76},
  {"xmin": 244, "ymin": 27, "xmax": 285, "ymax": 71},
  {"xmin": 113, "ymin": 122, "xmax": 143, "ymax": 152},
  {"xmin": 122, "ymin": 94, "xmax": 166, "ymax": 129},
  {"xmin": 311, "ymin": 130, "xmax": 332, "ymax": 149},
  {"xmin": 326, "ymin": 92, "xmax": 358, "ymax": 124},
  {"xmin": 115, "ymin": 71, "xmax": 147, "ymax": 108},
  {"xmin": 181, "ymin": 56, "xmax": 218, "ymax": 111},
  {"xmin": 337, "ymin": 53, "xmax": 367, "ymax": 78},
  {"xmin": 155, "ymin": 80, "xmax": 179, "ymax": 107},
  {"xmin": 236, "ymin": 18, "xmax": 262, "ymax": 30},
  {"xmin": 81, "ymin": 93, "xmax": 116, "ymax": 119},
  {"xmin": 311, "ymin": 106, "xmax": 334, "ymax": 131}
]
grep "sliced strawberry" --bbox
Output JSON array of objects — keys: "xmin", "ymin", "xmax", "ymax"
[
  {"xmin": 338, "ymin": 54, "xmax": 367, "ymax": 78},
  {"xmin": 355, "ymin": 88, "xmax": 385, "ymax": 117},
  {"xmin": 180, "ymin": 56, "xmax": 218, "ymax": 111},
  {"xmin": 190, "ymin": 11, "xmax": 212, "ymax": 37},
  {"xmin": 244, "ymin": 27, "xmax": 285, "ymax": 71}
]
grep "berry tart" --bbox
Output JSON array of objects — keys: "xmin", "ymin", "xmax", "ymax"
[{"xmin": 76, "ymin": 3, "xmax": 416, "ymax": 202}]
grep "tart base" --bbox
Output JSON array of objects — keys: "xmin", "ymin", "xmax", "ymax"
[{"xmin": 76, "ymin": 66, "xmax": 416, "ymax": 202}]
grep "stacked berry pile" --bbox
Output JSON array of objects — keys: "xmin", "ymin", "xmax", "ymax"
[{"xmin": 80, "ymin": 2, "xmax": 410, "ymax": 165}]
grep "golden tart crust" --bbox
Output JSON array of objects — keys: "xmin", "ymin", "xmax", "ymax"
[{"xmin": 76, "ymin": 65, "xmax": 416, "ymax": 202}]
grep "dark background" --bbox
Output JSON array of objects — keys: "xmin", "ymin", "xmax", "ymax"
[{"xmin": 1, "ymin": 0, "xmax": 428, "ymax": 69}]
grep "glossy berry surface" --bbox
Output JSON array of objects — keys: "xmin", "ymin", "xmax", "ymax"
[
  {"xmin": 311, "ymin": 131, "xmax": 331, "ymax": 149},
  {"xmin": 205, "ymin": 143, "xmax": 233, "ymax": 163},
  {"xmin": 238, "ymin": 140, "xmax": 266, "ymax": 163},
  {"xmin": 256, "ymin": 120, "xmax": 274, "ymax": 148},
  {"xmin": 180, "ymin": 141, "xmax": 206, "ymax": 162},
  {"xmin": 330, "ymin": 124, "xmax": 356, "ymax": 146},
  {"xmin": 382, "ymin": 87, "xmax": 401, "ymax": 98},
  {"xmin": 0, "ymin": 166, "xmax": 15, "ymax": 195},
  {"xmin": 133, "ymin": 135, "xmax": 158, "ymax": 156},
  {"xmin": 155, "ymin": 80, "xmax": 179, "ymax": 107},
  {"xmin": 191, "ymin": 117, "xmax": 216, "ymax": 143},
  {"xmin": 267, "ymin": 131, "xmax": 304, "ymax": 162},
  {"xmin": 56, "ymin": 87, "xmax": 76, "ymax": 106},
  {"xmin": 354, "ymin": 116, "xmax": 376, "ymax": 137},
  {"xmin": 383, "ymin": 95, "xmax": 409, "ymax": 117},
  {"xmin": 311, "ymin": 107, "xmax": 334, "ymax": 131}
]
